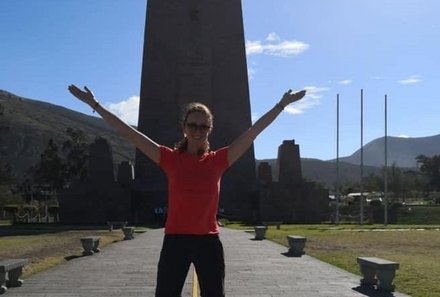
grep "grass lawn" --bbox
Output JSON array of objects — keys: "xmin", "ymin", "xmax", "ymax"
[
  {"xmin": 0, "ymin": 224, "xmax": 127, "ymax": 277},
  {"xmin": 0, "ymin": 219, "xmax": 12, "ymax": 226},
  {"xmin": 227, "ymin": 223, "xmax": 440, "ymax": 297}
]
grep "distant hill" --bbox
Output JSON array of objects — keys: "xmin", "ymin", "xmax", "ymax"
[
  {"xmin": 338, "ymin": 135, "xmax": 440, "ymax": 168},
  {"xmin": 1, "ymin": 89, "xmax": 439, "ymax": 186},
  {"xmin": 0, "ymin": 90, "xmax": 136, "ymax": 180},
  {"xmin": 256, "ymin": 158, "xmax": 382, "ymax": 188}
]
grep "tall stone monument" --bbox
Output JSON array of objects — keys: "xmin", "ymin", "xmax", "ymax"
[
  {"xmin": 257, "ymin": 140, "xmax": 329, "ymax": 223},
  {"xmin": 134, "ymin": 0, "xmax": 256, "ymax": 221}
]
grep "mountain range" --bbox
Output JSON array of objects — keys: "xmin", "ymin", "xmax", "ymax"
[
  {"xmin": 0, "ymin": 89, "xmax": 135, "ymax": 180},
  {"xmin": 1, "ymin": 89, "xmax": 439, "ymax": 187}
]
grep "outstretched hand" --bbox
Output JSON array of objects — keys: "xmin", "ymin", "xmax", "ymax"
[
  {"xmin": 68, "ymin": 84, "xmax": 97, "ymax": 107},
  {"xmin": 279, "ymin": 89, "xmax": 306, "ymax": 108}
]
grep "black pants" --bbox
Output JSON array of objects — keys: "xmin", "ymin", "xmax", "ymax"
[{"xmin": 155, "ymin": 234, "xmax": 225, "ymax": 297}]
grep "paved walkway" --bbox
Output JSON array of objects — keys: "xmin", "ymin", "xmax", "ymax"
[{"xmin": 6, "ymin": 228, "xmax": 410, "ymax": 297}]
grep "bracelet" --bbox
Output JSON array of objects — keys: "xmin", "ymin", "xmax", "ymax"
[
  {"xmin": 275, "ymin": 102, "xmax": 285, "ymax": 111},
  {"xmin": 92, "ymin": 101, "xmax": 100, "ymax": 113}
]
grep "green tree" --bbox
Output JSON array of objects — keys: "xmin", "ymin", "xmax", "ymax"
[
  {"xmin": 416, "ymin": 154, "xmax": 440, "ymax": 191},
  {"xmin": 0, "ymin": 163, "xmax": 23, "ymax": 206},
  {"xmin": 34, "ymin": 139, "xmax": 66, "ymax": 190},
  {"xmin": 364, "ymin": 172, "xmax": 382, "ymax": 193},
  {"xmin": 62, "ymin": 128, "xmax": 90, "ymax": 183},
  {"xmin": 0, "ymin": 162, "xmax": 14, "ymax": 185},
  {"xmin": 356, "ymin": 163, "xmax": 423, "ymax": 202},
  {"xmin": 402, "ymin": 169, "xmax": 425, "ymax": 199},
  {"xmin": 0, "ymin": 184, "xmax": 23, "ymax": 207},
  {"xmin": 387, "ymin": 163, "xmax": 404, "ymax": 201}
]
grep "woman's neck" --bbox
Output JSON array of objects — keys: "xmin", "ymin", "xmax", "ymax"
[
  {"xmin": 186, "ymin": 141, "xmax": 208, "ymax": 155},
  {"xmin": 186, "ymin": 145, "xmax": 201, "ymax": 156}
]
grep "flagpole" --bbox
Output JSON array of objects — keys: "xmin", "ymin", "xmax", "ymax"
[
  {"xmin": 360, "ymin": 89, "xmax": 364, "ymax": 225},
  {"xmin": 336, "ymin": 93, "xmax": 340, "ymax": 224},
  {"xmin": 384, "ymin": 94, "xmax": 388, "ymax": 225}
]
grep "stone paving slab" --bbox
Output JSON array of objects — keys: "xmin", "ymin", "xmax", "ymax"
[{"xmin": 5, "ymin": 228, "xmax": 411, "ymax": 296}]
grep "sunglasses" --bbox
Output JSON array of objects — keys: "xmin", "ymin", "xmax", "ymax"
[{"xmin": 185, "ymin": 122, "xmax": 211, "ymax": 132}]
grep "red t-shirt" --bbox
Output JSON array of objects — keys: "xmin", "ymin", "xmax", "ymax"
[{"xmin": 159, "ymin": 145, "xmax": 229, "ymax": 235}]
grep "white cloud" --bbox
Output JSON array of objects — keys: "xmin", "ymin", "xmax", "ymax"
[
  {"xmin": 399, "ymin": 75, "xmax": 422, "ymax": 85},
  {"xmin": 246, "ymin": 41, "xmax": 264, "ymax": 55},
  {"xmin": 245, "ymin": 33, "xmax": 309, "ymax": 57},
  {"xmin": 303, "ymin": 86, "xmax": 330, "ymax": 98},
  {"xmin": 106, "ymin": 96, "xmax": 139, "ymax": 125},
  {"xmin": 337, "ymin": 80, "xmax": 352, "ymax": 85},
  {"xmin": 266, "ymin": 32, "xmax": 280, "ymax": 42},
  {"xmin": 398, "ymin": 134, "xmax": 409, "ymax": 138},
  {"xmin": 284, "ymin": 86, "xmax": 329, "ymax": 115}
]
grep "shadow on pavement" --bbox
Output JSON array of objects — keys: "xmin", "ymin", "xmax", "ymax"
[
  {"xmin": 64, "ymin": 254, "xmax": 85, "ymax": 261},
  {"xmin": 280, "ymin": 251, "xmax": 304, "ymax": 258},
  {"xmin": 353, "ymin": 285, "xmax": 397, "ymax": 297}
]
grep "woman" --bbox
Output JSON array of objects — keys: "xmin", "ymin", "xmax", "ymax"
[{"xmin": 68, "ymin": 85, "xmax": 306, "ymax": 297}]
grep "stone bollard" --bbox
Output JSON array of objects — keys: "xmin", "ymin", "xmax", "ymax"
[
  {"xmin": 254, "ymin": 226, "xmax": 267, "ymax": 240},
  {"xmin": 0, "ymin": 259, "xmax": 28, "ymax": 294},
  {"xmin": 122, "ymin": 227, "xmax": 135, "ymax": 240},
  {"xmin": 80, "ymin": 237, "xmax": 101, "ymax": 256},
  {"xmin": 286, "ymin": 235, "xmax": 306, "ymax": 256},
  {"xmin": 357, "ymin": 257, "xmax": 399, "ymax": 292}
]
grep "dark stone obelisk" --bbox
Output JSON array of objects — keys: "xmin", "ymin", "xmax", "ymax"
[{"xmin": 134, "ymin": 0, "xmax": 256, "ymax": 221}]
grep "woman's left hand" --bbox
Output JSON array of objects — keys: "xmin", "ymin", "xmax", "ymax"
[
  {"xmin": 279, "ymin": 89, "xmax": 306, "ymax": 107},
  {"xmin": 68, "ymin": 84, "xmax": 97, "ymax": 107}
]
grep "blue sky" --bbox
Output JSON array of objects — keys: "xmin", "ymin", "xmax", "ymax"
[{"xmin": 1, "ymin": 0, "xmax": 439, "ymax": 161}]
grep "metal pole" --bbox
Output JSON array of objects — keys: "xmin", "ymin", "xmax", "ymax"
[
  {"xmin": 384, "ymin": 94, "xmax": 388, "ymax": 225},
  {"xmin": 360, "ymin": 89, "xmax": 364, "ymax": 225},
  {"xmin": 336, "ymin": 94, "xmax": 340, "ymax": 224}
]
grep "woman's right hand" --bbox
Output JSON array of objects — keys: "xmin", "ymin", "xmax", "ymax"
[{"xmin": 68, "ymin": 84, "xmax": 98, "ymax": 107}]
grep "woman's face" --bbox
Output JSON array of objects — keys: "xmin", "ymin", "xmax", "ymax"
[{"xmin": 183, "ymin": 111, "xmax": 212, "ymax": 147}]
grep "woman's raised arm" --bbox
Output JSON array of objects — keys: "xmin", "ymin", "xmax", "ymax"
[
  {"xmin": 68, "ymin": 84, "xmax": 160, "ymax": 164},
  {"xmin": 227, "ymin": 89, "xmax": 306, "ymax": 166}
]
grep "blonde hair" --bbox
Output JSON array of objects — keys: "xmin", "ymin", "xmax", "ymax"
[{"xmin": 174, "ymin": 102, "xmax": 213, "ymax": 154}]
